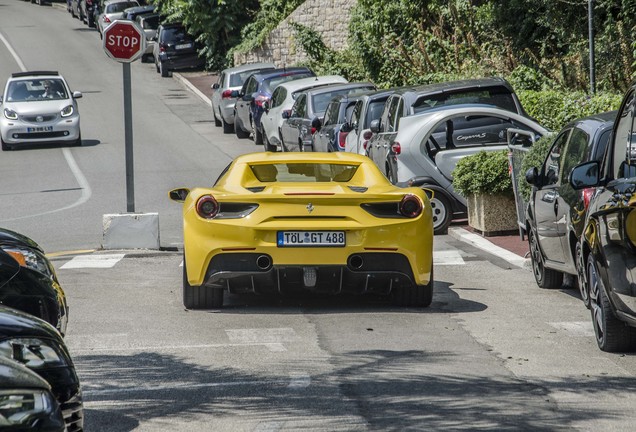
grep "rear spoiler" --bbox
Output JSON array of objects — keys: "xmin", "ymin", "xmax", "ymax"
[{"xmin": 12, "ymin": 71, "xmax": 59, "ymax": 78}]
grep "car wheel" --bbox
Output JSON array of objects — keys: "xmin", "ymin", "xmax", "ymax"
[
  {"xmin": 213, "ymin": 109, "xmax": 222, "ymax": 127},
  {"xmin": 576, "ymin": 242, "xmax": 590, "ymax": 308},
  {"xmin": 155, "ymin": 59, "xmax": 160, "ymax": 73},
  {"xmin": 264, "ymin": 134, "xmax": 276, "ymax": 152},
  {"xmin": 88, "ymin": 16, "xmax": 94, "ymax": 28},
  {"xmin": 278, "ymin": 129, "xmax": 286, "ymax": 152},
  {"xmin": 393, "ymin": 268, "xmax": 434, "ymax": 307},
  {"xmin": 253, "ymin": 124, "xmax": 263, "ymax": 145},
  {"xmin": 71, "ymin": 6, "xmax": 76, "ymax": 17},
  {"xmin": 235, "ymin": 117, "xmax": 249, "ymax": 139},
  {"xmin": 528, "ymin": 228, "xmax": 563, "ymax": 288},
  {"xmin": 222, "ymin": 117, "xmax": 233, "ymax": 134},
  {"xmin": 159, "ymin": 61, "xmax": 170, "ymax": 78},
  {"xmin": 587, "ymin": 254, "xmax": 636, "ymax": 352},
  {"xmin": 429, "ymin": 193, "xmax": 452, "ymax": 235},
  {"xmin": 182, "ymin": 255, "xmax": 223, "ymax": 309},
  {"xmin": 1, "ymin": 137, "xmax": 11, "ymax": 151}
]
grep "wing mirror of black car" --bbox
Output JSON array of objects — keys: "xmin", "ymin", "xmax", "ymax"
[
  {"xmin": 282, "ymin": 110, "xmax": 291, "ymax": 119},
  {"xmin": 525, "ymin": 167, "xmax": 540, "ymax": 186},
  {"xmin": 211, "ymin": 83, "xmax": 220, "ymax": 90},
  {"xmin": 169, "ymin": 188, "xmax": 190, "ymax": 202},
  {"xmin": 311, "ymin": 117, "xmax": 322, "ymax": 132},
  {"xmin": 569, "ymin": 161, "xmax": 600, "ymax": 190},
  {"xmin": 340, "ymin": 122, "xmax": 352, "ymax": 133},
  {"xmin": 370, "ymin": 119, "xmax": 380, "ymax": 133}
]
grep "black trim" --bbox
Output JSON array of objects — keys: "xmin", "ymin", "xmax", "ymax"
[{"xmin": 11, "ymin": 71, "xmax": 59, "ymax": 78}]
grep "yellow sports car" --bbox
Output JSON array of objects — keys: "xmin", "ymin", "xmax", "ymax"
[{"xmin": 170, "ymin": 152, "xmax": 434, "ymax": 308}]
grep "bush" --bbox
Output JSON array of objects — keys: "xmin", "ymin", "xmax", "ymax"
[
  {"xmin": 516, "ymin": 135, "xmax": 554, "ymax": 202},
  {"xmin": 452, "ymin": 150, "xmax": 513, "ymax": 198}
]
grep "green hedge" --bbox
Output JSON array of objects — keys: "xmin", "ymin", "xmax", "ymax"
[{"xmin": 452, "ymin": 150, "xmax": 513, "ymax": 198}]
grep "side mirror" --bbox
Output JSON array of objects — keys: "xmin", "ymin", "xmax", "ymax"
[
  {"xmin": 282, "ymin": 110, "xmax": 291, "ymax": 119},
  {"xmin": 311, "ymin": 117, "xmax": 322, "ymax": 132},
  {"xmin": 525, "ymin": 167, "xmax": 540, "ymax": 186},
  {"xmin": 169, "ymin": 188, "xmax": 190, "ymax": 202},
  {"xmin": 569, "ymin": 161, "xmax": 600, "ymax": 190},
  {"xmin": 340, "ymin": 122, "xmax": 352, "ymax": 133},
  {"xmin": 370, "ymin": 119, "xmax": 380, "ymax": 134},
  {"xmin": 72, "ymin": 91, "xmax": 82, "ymax": 99},
  {"xmin": 262, "ymin": 100, "xmax": 270, "ymax": 112},
  {"xmin": 211, "ymin": 83, "xmax": 220, "ymax": 90}
]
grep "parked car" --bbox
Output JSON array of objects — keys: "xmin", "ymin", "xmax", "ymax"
[
  {"xmin": 260, "ymin": 75, "xmax": 349, "ymax": 151},
  {"xmin": 70, "ymin": 0, "xmax": 83, "ymax": 21},
  {"xmin": 170, "ymin": 152, "xmax": 434, "ymax": 309},
  {"xmin": 524, "ymin": 112, "xmax": 614, "ymax": 307},
  {"xmin": 385, "ymin": 105, "xmax": 548, "ymax": 235},
  {"xmin": 136, "ymin": 13, "xmax": 160, "ymax": 63},
  {"xmin": 344, "ymin": 89, "xmax": 395, "ymax": 155},
  {"xmin": 569, "ymin": 88, "xmax": 636, "ymax": 351},
  {"xmin": 0, "ymin": 228, "xmax": 70, "ymax": 335},
  {"xmin": 80, "ymin": 0, "xmax": 100, "ymax": 27},
  {"xmin": 96, "ymin": 0, "xmax": 140, "ymax": 39},
  {"xmin": 122, "ymin": 3, "xmax": 154, "ymax": 21},
  {"xmin": 233, "ymin": 67, "xmax": 316, "ymax": 143},
  {"xmin": 312, "ymin": 93, "xmax": 365, "ymax": 152},
  {"xmin": 0, "ymin": 305, "xmax": 84, "ymax": 431},
  {"xmin": 279, "ymin": 82, "xmax": 376, "ymax": 152},
  {"xmin": 153, "ymin": 23, "xmax": 205, "ymax": 78},
  {"xmin": 0, "ymin": 355, "xmax": 66, "ymax": 431},
  {"xmin": 0, "ymin": 71, "xmax": 82, "ymax": 151},
  {"xmin": 211, "ymin": 62, "xmax": 276, "ymax": 134}
]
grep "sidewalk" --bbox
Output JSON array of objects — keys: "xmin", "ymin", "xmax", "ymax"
[{"xmin": 172, "ymin": 71, "xmax": 531, "ymax": 270}]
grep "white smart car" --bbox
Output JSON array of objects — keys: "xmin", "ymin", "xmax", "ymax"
[{"xmin": 0, "ymin": 71, "xmax": 82, "ymax": 151}]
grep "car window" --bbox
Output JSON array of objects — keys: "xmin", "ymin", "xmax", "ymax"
[
  {"xmin": 350, "ymin": 101, "xmax": 362, "ymax": 130},
  {"xmin": 217, "ymin": 73, "xmax": 225, "ymax": 88},
  {"xmin": 560, "ymin": 127, "xmax": 590, "ymax": 184},
  {"xmin": 323, "ymin": 101, "xmax": 340, "ymax": 126},
  {"xmin": 385, "ymin": 97, "xmax": 400, "ymax": 133},
  {"xmin": 291, "ymin": 94, "xmax": 306, "ymax": 118},
  {"xmin": 543, "ymin": 130, "xmax": 571, "ymax": 186},
  {"xmin": 141, "ymin": 15, "xmax": 159, "ymax": 29},
  {"xmin": 161, "ymin": 26, "xmax": 191, "ymax": 43},
  {"xmin": 245, "ymin": 77, "xmax": 258, "ymax": 95},
  {"xmin": 271, "ymin": 87, "xmax": 286, "ymax": 108},
  {"xmin": 262, "ymin": 73, "xmax": 314, "ymax": 94},
  {"xmin": 364, "ymin": 98, "xmax": 388, "ymax": 129},
  {"xmin": 310, "ymin": 88, "xmax": 367, "ymax": 115},
  {"xmin": 593, "ymin": 129, "xmax": 612, "ymax": 161},
  {"xmin": 413, "ymin": 86, "xmax": 518, "ymax": 114},
  {"xmin": 231, "ymin": 71, "xmax": 257, "ymax": 88},
  {"xmin": 6, "ymin": 78, "xmax": 68, "ymax": 102},
  {"xmin": 612, "ymin": 91, "xmax": 635, "ymax": 179},
  {"xmin": 345, "ymin": 102, "xmax": 357, "ymax": 123},
  {"xmin": 250, "ymin": 163, "xmax": 359, "ymax": 182}
]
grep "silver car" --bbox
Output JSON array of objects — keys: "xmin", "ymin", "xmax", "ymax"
[
  {"xmin": 211, "ymin": 62, "xmax": 275, "ymax": 133},
  {"xmin": 0, "ymin": 71, "xmax": 82, "ymax": 151},
  {"xmin": 136, "ymin": 13, "xmax": 159, "ymax": 63},
  {"xmin": 97, "ymin": 0, "xmax": 140, "ymax": 38}
]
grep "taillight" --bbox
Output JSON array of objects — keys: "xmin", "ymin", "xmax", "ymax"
[
  {"xmin": 363, "ymin": 140, "xmax": 368, "ymax": 150},
  {"xmin": 254, "ymin": 95, "xmax": 269, "ymax": 107},
  {"xmin": 221, "ymin": 90, "xmax": 232, "ymax": 99},
  {"xmin": 399, "ymin": 194, "xmax": 423, "ymax": 218},
  {"xmin": 391, "ymin": 142, "xmax": 401, "ymax": 155},
  {"xmin": 196, "ymin": 195, "xmax": 219, "ymax": 219},
  {"xmin": 104, "ymin": 16, "xmax": 111, "ymax": 23},
  {"xmin": 363, "ymin": 130, "xmax": 373, "ymax": 140},
  {"xmin": 311, "ymin": 127, "xmax": 317, "ymax": 135},
  {"xmin": 159, "ymin": 43, "xmax": 166, "ymax": 53},
  {"xmin": 338, "ymin": 131, "xmax": 349, "ymax": 150},
  {"xmin": 582, "ymin": 187, "xmax": 594, "ymax": 210}
]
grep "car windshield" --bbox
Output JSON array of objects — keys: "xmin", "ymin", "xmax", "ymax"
[
  {"xmin": 250, "ymin": 163, "xmax": 359, "ymax": 182},
  {"xmin": 413, "ymin": 87, "xmax": 518, "ymax": 114},
  {"xmin": 5, "ymin": 78, "xmax": 68, "ymax": 102}
]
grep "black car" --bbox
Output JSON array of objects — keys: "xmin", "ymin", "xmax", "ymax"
[
  {"xmin": 0, "ymin": 228, "xmax": 68, "ymax": 335},
  {"xmin": 233, "ymin": 67, "xmax": 316, "ymax": 143},
  {"xmin": 569, "ymin": 87, "xmax": 636, "ymax": 352},
  {"xmin": 153, "ymin": 23, "xmax": 205, "ymax": 78},
  {"xmin": 0, "ymin": 356, "xmax": 66, "ymax": 431},
  {"xmin": 280, "ymin": 82, "xmax": 376, "ymax": 152},
  {"xmin": 312, "ymin": 93, "xmax": 365, "ymax": 152},
  {"xmin": 525, "ymin": 112, "xmax": 614, "ymax": 307}
]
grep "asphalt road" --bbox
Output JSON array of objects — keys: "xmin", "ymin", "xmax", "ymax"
[{"xmin": 2, "ymin": 2, "xmax": 636, "ymax": 431}]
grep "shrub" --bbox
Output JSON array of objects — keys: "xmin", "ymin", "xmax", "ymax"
[{"xmin": 452, "ymin": 150, "xmax": 513, "ymax": 198}]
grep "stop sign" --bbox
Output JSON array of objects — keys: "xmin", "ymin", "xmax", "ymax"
[{"xmin": 103, "ymin": 20, "xmax": 145, "ymax": 63}]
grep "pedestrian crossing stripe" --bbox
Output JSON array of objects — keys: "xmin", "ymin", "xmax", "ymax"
[
  {"xmin": 434, "ymin": 250, "xmax": 465, "ymax": 265},
  {"xmin": 60, "ymin": 254, "xmax": 125, "ymax": 269}
]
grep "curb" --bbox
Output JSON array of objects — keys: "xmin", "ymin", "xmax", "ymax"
[
  {"xmin": 172, "ymin": 72, "xmax": 212, "ymax": 107},
  {"xmin": 448, "ymin": 227, "xmax": 531, "ymax": 270}
]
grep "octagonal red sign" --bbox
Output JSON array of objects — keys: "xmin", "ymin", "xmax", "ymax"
[{"xmin": 103, "ymin": 20, "xmax": 145, "ymax": 63}]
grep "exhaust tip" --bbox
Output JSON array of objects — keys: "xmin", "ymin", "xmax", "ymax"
[
  {"xmin": 256, "ymin": 255, "xmax": 272, "ymax": 270},
  {"xmin": 348, "ymin": 255, "xmax": 364, "ymax": 270}
]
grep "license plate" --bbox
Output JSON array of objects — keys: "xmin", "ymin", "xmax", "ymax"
[
  {"xmin": 277, "ymin": 231, "xmax": 345, "ymax": 247},
  {"xmin": 175, "ymin": 43, "xmax": 192, "ymax": 50},
  {"xmin": 27, "ymin": 126, "xmax": 53, "ymax": 133}
]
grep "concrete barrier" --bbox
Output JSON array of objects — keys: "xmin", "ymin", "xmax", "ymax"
[{"xmin": 102, "ymin": 213, "xmax": 160, "ymax": 249}]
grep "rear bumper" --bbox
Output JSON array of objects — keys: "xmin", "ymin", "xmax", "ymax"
[{"xmin": 160, "ymin": 53, "xmax": 205, "ymax": 72}]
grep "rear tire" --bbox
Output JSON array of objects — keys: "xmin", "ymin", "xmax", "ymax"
[
  {"xmin": 160, "ymin": 61, "xmax": 170, "ymax": 77},
  {"xmin": 393, "ymin": 268, "xmax": 434, "ymax": 307},
  {"xmin": 528, "ymin": 228, "xmax": 564, "ymax": 289},
  {"xmin": 182, "ymin": 255, "xmax": 224, "ymax": 309},
  {"xmin": 213, "ymin": 109, "xmax": 222, "ymax": 127},
  {"xmin": 264, "ymin": 134, "xmax": 276, "ymax": 152},
  {"xmin": 429, "ymin": 193, "xmax": 452, "ymax": 235},
  {"xmin": 254, "ymin": 125, "xmax": 263, "ymax": 145},
  {"xmin": 222, "ymin": 117, "xmax": 233, "ymax": 134},
  {"xmin": 235, "ymin": 118, "xmax": 249, "ymax": 139}
]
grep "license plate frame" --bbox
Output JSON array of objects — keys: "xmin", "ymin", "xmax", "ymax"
[
  {"xmin": 175, "ymin": 43, "xmax": 192, "ymax": 50},
  {"xmin": 277, "ymin": 231, "xmax": 345, "ymax": 247},
  {"xmin": 27, "ymin": 126, "xmax": 53, "ymax": 133}
]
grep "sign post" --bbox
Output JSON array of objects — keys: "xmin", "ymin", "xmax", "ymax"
[{"xmin": 102, "ymin": 20, "xmax": 145, "ymax": 212}]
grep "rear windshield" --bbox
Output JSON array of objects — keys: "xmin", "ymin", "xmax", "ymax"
[
  {"xmin": 230, "ymin": 70, "xmax": 263, "ymax": 87},
  {"xmin": 311, "ymin": 87, "xmax": 374, "ymax": 115},
  {"xmin": 250, "ymin": 163, "xmax": 358, "ymax": 182},
  {"xmin": 139, "ymin": 15, "xmax": 159, "ymax": 30},
  {"xmin": 262, "ymin": 73, "xmax": 314, "ymax": 93},
  {"xmin": 364, "ymin": 99, "xmax": 388, "ymax": 128},
  {"xmin": 107, "ymin": 2, "xmax": 138, "ymax": 13},
  {"xmin": 161, "ymin": 26, "xmax": 191, "ymax": 42},
  {"xmin": 413, "ymin": 86, "xmax": 518, "ymax": 114}
]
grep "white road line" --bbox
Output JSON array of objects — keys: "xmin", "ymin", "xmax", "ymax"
[
  {"xmin": 548, "ymin": 321, "xmax": 595, "ymax": 337},
  {"xmin": 60, "ymin": 253, "xmax": 125, "ymax": 269},
  {"xmin": 434, "ymin": 250, "xmax": 465, "ymax": 265},
  {"xmin": 69, "ymin": 342, "xmax": 287, "ymax": 355},
  {"xmin": 0, "ymin": 31, "xmax": 92, "ymax": 223},
  {"xmin": 226, "ymin": 328, "xmax": 298, "ymax": 344}
]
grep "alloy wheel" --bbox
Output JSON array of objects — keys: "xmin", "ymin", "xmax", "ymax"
[
  {"xmin": 576, "ymin": 242, "xmax": 590, "ymax": 308},
  {"xmin": 529, "ymin": 230, "xmax": 544, "ymax": 283},
  {"xmin": 587, "ymin": 257, "xmax": 606, "ymax": 345},
  {"xmin": 429, "ymin": 197, "xmax": 447, "ymax": 231}
]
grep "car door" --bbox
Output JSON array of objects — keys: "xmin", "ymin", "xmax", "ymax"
[
  {"xmin": 533, "ymin": 130, "xmax": 571, "ymax": 263},
  {"xmin": 373, "ymin": 96, "xmax": 401, "ymax": 174},
  {"xmin": 314, "ymin": 100, "xmax": 339, "ymax": 152},
  {"xmin": 281, "ymin": 93, "xmax": 306, "ymax": 151},
  {"xmin": 236, "ymin": 76, "xmax": 258, "ymax": 131},
  {"xmin": 261, "ymin": 86, "xmax": 284, "ymax": 141},
  {"xmin": 345, "ymin": 100, "xmax": 363, "ymax": 153}
]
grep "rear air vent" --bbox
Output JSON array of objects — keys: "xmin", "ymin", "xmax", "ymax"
[
  {"xmin": 246, "ymin": 186, "xmax": 266, "ymax": 193},
  {"xmin": 348, "ymin": 186, "xmax": 368, "ymax": 193}
]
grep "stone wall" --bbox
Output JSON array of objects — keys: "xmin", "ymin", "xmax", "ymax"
[{"xmin": 233, "ymin": 0, "xmax": 357, "ymax": 67}]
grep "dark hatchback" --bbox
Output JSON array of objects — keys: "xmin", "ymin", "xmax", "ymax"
[
  {"xmin": 570, "ymin": 86, "xmax": 636, "ymax": 352},
  {"xmin": 525, "ymin": 112, "xmax": 614, "ymax": 307},
  {"xmin": 0, "ymin": 356, "xmax": 66, "ymax": 431},
  {"xmin": 312, "ymin": 92, "xmax": 365, "ymax": 152},
  {"xmin": 0, "ymin": 228, "xmax": 68, "ymax": 335},
  {"xmin": 233, "ymin": 67, "xmax": 315, "ymax": 143},
  {"xmin": 153, "ymin": 23, "xmax": 205, "ymax": 78}
]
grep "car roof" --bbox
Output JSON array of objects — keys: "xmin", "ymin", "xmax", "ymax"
[
  {"xmin": 251, "ymin": 67, "xmax": 313, "ymax": 81},
  {"xmin": 305, "ymin": 82, "xmax": 376, "ymax": 97},
  {"xmin": 566, "ymin": 110, "xmax": 617, "ymax": 135},
  {"xmin": 275, "ymin": 75, "xmax": 348, "ymax": 92},
  {"xmin": 223, "ymin": 63, "xmax": 276, "ymax": 74},
  {"xmin": 388, "ymin": 77, "xmax": 514, "ymax": 97}
]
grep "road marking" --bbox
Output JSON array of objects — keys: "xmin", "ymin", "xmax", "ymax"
[
  {"xmin": 548, "ymin": 321, "xmax": 595, "ymax": 337},
  {"xmin": 60, "ymin": 253, "xmax": 125, "ymax": 269},
  {"xmin": 226, "ymin": 328, "xmax": 298, "ymax": 344},
  {"xmin": 448, "ymin": 227, "xmax": 528, "ymax": 268},
  {"xmin": 434, "ymin": 250, "xmax": 465, "ymax": 265},
  {"xmin": 70, "ymin": 342, "xmax": 287, "ymax": 355}
]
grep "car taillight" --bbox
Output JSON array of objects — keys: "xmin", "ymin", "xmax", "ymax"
[
  {"xmin": 311, "ymin": 127, "xmax": 317, "ymax": 135},
  {"xmin": 196, "ymin": 195, "xmax": 219, "ymax": 219},
  {"xmin": 338, "ymin": 131, "xmax": 349, "ymax": 150},
  {"xmin": 391, "ymin": 142, "xmax": 401, "ymax": 155},
  {"xmin": 399, "ymin": 194, "xmax": 423, "ymax": 218},
  {"xmin": 254, "ymin": 95, "xmax": 269, "ymax": 107},
  {"xmin": 363, "ymin": 140, "xmax": 368, "ymax": 150},
  {"xmin": 582, "ymin": 187, "xmax": 594, "ymax": 210},
  {"xmin": 221, "ymin": 90, "xmax": 233, "ymax": 99},
  {"xmin": 104, "ymin": 16, "xmax": 111, "ymax": 23},
  {"xmin": 159, "ymin": 43, "xmax": 166, "ymax": 53}
]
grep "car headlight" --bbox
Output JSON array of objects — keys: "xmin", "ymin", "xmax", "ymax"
[
  {"xmin": 0, "ymin": 338, "xmax": 68, "ymax": 369},
  {"xmin": 0, "ymin": 390, "xmax": 57, "ymax": 427},
  {"xmin": 3, "ymin": 108, "xmax": 17, "ymax": 120},
  {"xmin": 2, "ymin": 247, "xmax": 52, "ymax": 277},
  {"xmin": 60, "ymin": 105, "xmax": 74, "ymax": 118}
]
